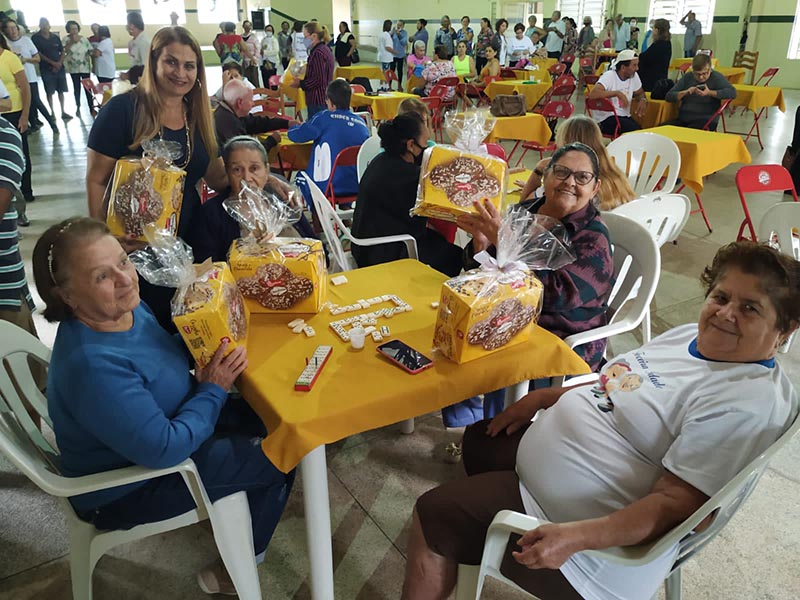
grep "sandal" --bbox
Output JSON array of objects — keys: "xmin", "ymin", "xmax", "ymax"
[
  {"xmin": 196, "ymin": 558, "xmax": 238, "ymax": 596},
  {"xmin": 444, "ymin": 442, "xmax": 462, "ymax": 464}
]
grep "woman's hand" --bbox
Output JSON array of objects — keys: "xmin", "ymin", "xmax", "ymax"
[
  {"xmin": 456, "ymin": 199, "xmax": 502, "ymax": 247},
  {"xmin": 195, "ymin": 341, "xmax": 249, "ymax": 390},
  {"xmin": 486, "ymin": 391, "xmax": 539, "ymax": 436},
  {"xmin": 512, "ymin": 522, "xmax": 587, "ymax": 570}
]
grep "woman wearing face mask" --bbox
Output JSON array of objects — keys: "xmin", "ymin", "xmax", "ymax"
[
  {"xmin": 351, "ymin": 113, "xmax": 462, "ymax": 276},
  {"xmin": 260, "ymin": 25, "xmax": 279, "ymax": 84}
]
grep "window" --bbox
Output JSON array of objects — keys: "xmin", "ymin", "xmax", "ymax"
[
  {"xmin": 557, "ymin": 0, "xmax": 606, "ymax": 30},
  {"xmin": 140, "ymin": 0, "xmax": 186, "ymax": 25},
  {"xmin": 789, "ymin": 0, "xmax": 800, "ymax": 59},
  {"xmin": 197, "ymin": 0, "xmax": 238, "ymax": 24},
  {"xmin": 648, "ymin": 0, "xmax": 715, "ymax": 35},
  {"xmin": 11, "ymin": 0, "xmax": 65, "ymax": 30},
  {"xmin": 77, "ymin": 0, "xmax": 128, "ymax": 26}
]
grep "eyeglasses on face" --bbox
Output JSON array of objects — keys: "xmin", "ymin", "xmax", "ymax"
[{"xmin": 549, "ymin": 164, "xmax": 596, "ymax": 186}]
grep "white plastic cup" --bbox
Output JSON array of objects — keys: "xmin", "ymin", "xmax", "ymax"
[{"xmin": 350, "ymin": 327, "xmax": 366, "ymax": 350}]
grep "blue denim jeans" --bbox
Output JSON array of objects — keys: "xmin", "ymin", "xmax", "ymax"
[
  {"xmin": 441, "ymin": 379, "xmax": 551, "ymax": 428},
  {"xmin": 75, "ymin": 396, "xmax": 295, "ymax": 556}
]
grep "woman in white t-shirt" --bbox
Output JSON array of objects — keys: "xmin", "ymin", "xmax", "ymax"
[
  {"xmin": 91, "ymin": 26, "xmax": 116, "ymax": 83},
  {"xmin": 507, "ymin": 22, "xmax": 535, "ymax": 67},
  {"xmin": 378, "ymin": 19, "xmax": 395, "ymax": 72},
  {"xmin": 402, "ymin": 241, "xmax": 800, "ymax": 600},
  {"xmin": 290, "ymin": 21, "xmax": 307, "ymax": 62}
]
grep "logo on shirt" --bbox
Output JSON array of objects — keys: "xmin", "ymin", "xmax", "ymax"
[{"xmin": 590, "ymin": 359, "xmax": 643, "ymax": 412}]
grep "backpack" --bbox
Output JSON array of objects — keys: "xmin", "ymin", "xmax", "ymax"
[{"xmin": 650, "ymin": 78, "xmax": 674, "ymax": 100}]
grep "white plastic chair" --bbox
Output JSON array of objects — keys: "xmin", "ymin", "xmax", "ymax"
[
  {"xmin": 0, "ymin": 321, "xmax": 262, "ymax": 600},
  {"xmin": 307, "ymin": 178, "xmax": 418, "ymax": 272},
  {"xmin": 553, "ymin": 213, "xmax": 661, "ymax": 386},
  {"xmin": 610, "ymin": 193, "xmax": 691, "ymax": 342},
  {"xmin": 356, "ymin": 134, "xmax": 382, "ymax": 182},
  {"xmin": 607, "ymin": 133, "xmax": 681, "ymax": 196},
  {"xmin": 457, "ymin": 409, "xmax": 800, "ymax": 600}
]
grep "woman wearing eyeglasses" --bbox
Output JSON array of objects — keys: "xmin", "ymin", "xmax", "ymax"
[{"xmin": 444, "ymin": 143, "xmax": 614, "ymax": 432}]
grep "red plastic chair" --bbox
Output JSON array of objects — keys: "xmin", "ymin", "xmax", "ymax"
[
  {"xmin": 533, "ymin": 81, "xmax": 576, "ymax": 112},
  {"xmin": 253, "ymin": 96, "xmax": 287, "ymax": 118},
  {"xmin": 548, "ymin": 62, "xmax": 566, "ymax": 82},
  {"xmin": 325, "ymin": 146, "xmax": 361, "ymax": 210},
  {"xmin": 559, "ymin": 53, "xmax": 575, "ymax": 67},
  {"xmin": 578, "ymin": 57, "xmax": 595, "ymax": 86},
  {"xmin": 429, "ymin": 84, "xmax": 457, "ymax": 112},
  {"xmin": 484, "ymin": 143, "xmax": 507, "ymax": 162},
  {"xmin": 384, "ymin": 69, "xmax": 399, "ymax": 91},
  {"xmin": 701, "ymin": 98, "xmax": 733, "ymax": 132},
  {"xmin": 515, "ymin": 101, "xmax": 575, "ymax": 165},
  {"xmin": 583, "ymin": 74, "xmax": 600, "ymax": 86},
  {"xmin": 434, "ymin": 76, "xmax": 459, "ymax": 109},
  {"xmin": 269, "ymin": 74, "xmax": 302, "ymax": 121},
  {"xmin": 585, "ymin": 97, "xmax": 621, "ymax": 139},
  {"xmin": 735, "ymin": 164, "xmax": 798, "ymax": 242},
  {"xmin": 677, "ymin": 62, "xmax": 691, "ymax": 74},
  {"xmin": 437, "ymin": 76, "xmax": 460, "ymax": 87},
  {"xmin": 80, "ymin": 78, "xmax": 109, "ymax": 113},
  {"xmin": 267, "ymin": 74, "xmax": 282, "ymax": 89},
  {"xmin": 753, "ymin": 66, "xmax": 779, "ymax": 87},
  {"xmin": 421, "ymin": 96, "xmax": 444, "ymax": 142},
  {"xmin": 499, "ymin": 68, "xmax": 517, "ymax": 80},
  {"xmin": 350, "ymin": 83, "xmax": 367, "ymax": 94}
]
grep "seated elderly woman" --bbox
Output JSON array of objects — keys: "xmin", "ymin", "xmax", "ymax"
[
  {"xmin": 32, "ymin": 218, "xmax": 295, "ymax": 596},
  {"xmin": 441, "ymin": 143, "xmax": 615, "ymax": 430},
  {"xmin": 403, "ymin": 240, "xmax": 800, "ymax": 600},
  {"xmin": 194, "ymin": 135, "xmax": 316, "ymax": 263},
  {"xmin": 351, "ymin": 113, "xmax": 463, "ymax": 277}
]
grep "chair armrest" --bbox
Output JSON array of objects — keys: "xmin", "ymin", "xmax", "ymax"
[
  {"xmin": 563, "ymin": 317, "xmax": 642, "ymax": 350},
  {"xmin": 349, "ymin": 233, "xmax": 419, "ymax": 260},
  {"xmin": 51, "ymin": 459, "xmax": 200, "ymax": 498}
]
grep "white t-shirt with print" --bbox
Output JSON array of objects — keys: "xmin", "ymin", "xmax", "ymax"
[
  {"xmin": 591, "ymin": 68, "xmax": 642, "ymax": 121},
  {"xmin": 508, "ymin": 36, "xmax": 535, "ymax": 62},
  {"xmin": 95, "ymin": 38, "xmax": 116, "ymax": 80},
  {"xmin": 516, "ymin": 324, "xmax": 798, "ymax": 600},
  {"xmin": 544, "ymin": 19, "xmax": 566, "ymax": 53},
  {"xmin": 8, "ymin": 36, "xmax": 40, "ymax": 83},
  {"xmin": 291, "ymin": 32, "xmax": 308, "ymax": 61},
  {"xmin": 378, "ymin": 31, "xmax": 394, "ymax": 63}
]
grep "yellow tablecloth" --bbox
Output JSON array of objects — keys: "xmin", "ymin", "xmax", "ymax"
[
  {"xmin": 280, "ymin": 66, "xmax": 308, "ymax": 113},
  {"xmin": 485, "ymin": 80, "xmax": 552, "ymax": 111},
  {"xmin": 504, "ymin": 168, "xmax": 533, "ymax": 208},
  {"xmin": 635, "ymin": 125, "xmax": 751, "ymax": 194},
  {"xmin": 633, "ymin": 93, "xmax": 679, "ymax": 129},
  {"xmin": 486, "ymin": 113, "xmax": 552, "ymax": 147},
  {"xmin": 717, "ymin": 67, "xmax": 747, "ymax": 84},
  {"xmin": 730, "ymin": 84, "xmax": 786, "ymax": 113},
  {"xmin": 335, "ymin": 64, "xmax": 386, "ymax": 82},
  {"xmin": 351, "ymin": 91, "xmax": 418, "ymax": 121},
  {"xmin": 260, "ymin": 132, "xmax": 313, "ymax": 171},
  {"xmin": 238, "ymin": 259, "xmax": 589, "ymax": 472},
  {"xmin": 669, "ymin": 57, "xmax": 719, "ymax": 70}
]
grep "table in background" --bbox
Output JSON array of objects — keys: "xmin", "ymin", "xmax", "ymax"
[
  {"xmin": 485, "ymin": 79, "xmax": 552, "ymax": 111},
  {"xmin": 260, "ymin": 132, "xmax": 312, "ymax": 172},
  {"xmin": 512, "ymin": 59, "xmax": 558, "ymax": 78},
  {"xmin": 351, "ymin": 90, "xmax": 418, "ymax": 121},
  {"xmin": 504, "ymin": 168, "xmax": 534, "ymax": 208},
  {"xmin": 485, "ymin": 113, "xmax": 552, "ymax": 161},
  {"xmin": 335, "ymin": 64, "xmax": 386, "ymax": 82},
  {"xmin": 238, "ymin": 259, "xmax": 589, "ymax": 599},
  {"xmin": 717, "ymin": 66, "xmax": 747, "ymax": 84},
  {"xmin": 635, "ymin": 125, "xmax": 751, "ymax": 232},
  {"xmin": 669, "ymin": 57, "xmax": 719, "ymax": 70},
  {"xmin": 727, "ymin": 84, "xmax": 786, "ymax": 149},
  {"xmin": 633, "ymin": 92, "xmax": 678, "ymax": 129}
]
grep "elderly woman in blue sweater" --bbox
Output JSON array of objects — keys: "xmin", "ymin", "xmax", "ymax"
[{"xmin": 32, "ymin": 217, "xmax": 294, "ymax": 597}]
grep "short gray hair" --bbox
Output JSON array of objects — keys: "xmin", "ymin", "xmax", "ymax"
[
  {"xmin": 413, "ymin": 40, "xmax": 425, "ymax": 50},
  {"xmin": 222, "ymin": 135, "xmax": 268, "ymax": 165}
]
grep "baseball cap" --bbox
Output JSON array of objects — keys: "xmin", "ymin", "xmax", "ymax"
[{"xmin": 611, "ymin": 49, "xmax": 638, "ymax": 68}]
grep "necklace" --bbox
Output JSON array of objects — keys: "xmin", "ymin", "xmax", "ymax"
[{"xmin": 159, "ymin": 108, "xmax": 192, "ymax": 169}]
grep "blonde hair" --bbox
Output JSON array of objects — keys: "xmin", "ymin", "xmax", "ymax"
[
  {"xmin": 304, "ymin": 21, "xmax": 331, "ymax": 44},
  {"xmin": 130, "ymin": 26, "xmax": 218, "ymax": 160},
  {"xmin": 397, "ymin": 97, "xmax": 428, "ymax": 120},
  {"xmin": 554, "ymin": 116, "xmax": 636, "ymax": 210}
]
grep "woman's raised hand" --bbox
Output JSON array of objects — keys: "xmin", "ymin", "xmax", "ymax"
[
  {"xmin": 456, "ymin": 198, "xmax": 502, "ymax": 250},
  {"xmin": 195, "ymin": 341, "xmax": 249, "ymax": 390}
]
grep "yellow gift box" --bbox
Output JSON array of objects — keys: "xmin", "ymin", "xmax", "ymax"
[
  {"xmin": 415, "ymin": 145, "xmax": 507, "ymax": 222},
  {"xmin": 173, "ymin": 262, "xmax": 250, "ymax": 367},
  {"xmin": 106, "ymin": 157, "xmax": 186, "ymax": 241},
  {"xmin": 433, "ymin": 269, "xmax": 543, "ymax": 363},
  {"xmin": 228, "ymin": 237, "xmax": 327, "ymax": 314}
]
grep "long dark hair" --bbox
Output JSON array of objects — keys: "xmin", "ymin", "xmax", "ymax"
[{"xmin": 378, "ymin": 114, "xmax": 423, "ymax": 156}]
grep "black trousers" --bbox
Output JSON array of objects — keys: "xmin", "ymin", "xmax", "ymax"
[
  {"xmin": 2, "ymin": 111, "xmax": 31, "ymax": 198},
  {"xmin": 28, "ymin": 82, "xmax": 56, "ymax": 129},
  {"xmin": 475, "ymin": 56, "xmax": 487, "ymax": 74},
  {"xmin": 69, "ymin": 72, "xmax": 93, "ymax": 110},
  {"xmin": 281, "ymin": 57, "xmax": 290, "ymax": 70},
  {"xmin": 598, "ymin": 115, "xmax": 641, "ymax": 136},
  {"xmin": 392, "ymin": 57, "xmax": 406, "ymax": 87}
]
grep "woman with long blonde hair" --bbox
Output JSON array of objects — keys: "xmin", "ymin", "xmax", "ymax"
[
  {"xmin": 517, "ymin": 115, "xmax": 636, "ymax": 210},
  {"xmin": 85, "ymin": 26, "xmax": 228, "ymax": 329}
]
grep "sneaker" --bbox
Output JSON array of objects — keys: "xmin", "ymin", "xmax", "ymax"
[
  {"xmin": 17, "ymin": 214, "xmax": 30, "ymax": 227},
  {"xmin": 196, "ymin": 559, "xmax": 237, "ymax": 596},
  {"xmin": 61, "ymin": 113, "xmax": 73, "ymax": 121},
  {"xmin": 28, "ymin": 122, "xmax": 42, "ymax": 133},
  {"xmin": 443, "ymin": 442, "xmax": 462, "ymax": 464}
]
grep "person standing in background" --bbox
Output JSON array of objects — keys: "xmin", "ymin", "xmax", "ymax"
[
  {"xmin": 277, "ymin": 21, "xmax": 291, "ymax": 70},
  {"xmin": 524, "ymin": 15, "xmax": 543, "ymax": 40},
  {"xmin": 241, "ymin": 20, "xmax": 260, "ymax": 86},
  {"xmin": 628, "ymin": 18, "xmax": 640, "ymax": 50},
  {"xmin": 434, "ymin": 16, "xmax": 456, "ymax": 59},
  {"xmin": 577, "ymin": 16, "xmax": 595, "ymax": 50},
  {"xmin": 562, "ymin": 17, "xmax": 578, "ymax": 65},
  {"xmin": 391, "ymin": 21, "xmax": 408, "ymax": 88},
  {"xmin": 378, "ymin": 20, "xmax": 395, "ymax": 74},
  {"xmin": 410, "ymin": 19, "xmax": 429, "ymax": 54},
  {"xmin": 290, "ymin": 21, "xmax": 308, "ymax": 62},
  {"xmin": 91, "ymin": 26, "xmax": 116, "ymax": 84},
  {"xmin": 638, "ymin": 19, "xmax": 672, "ymax": 92},
  {"xmin": 334, "ymin": 22, "xmax": 357, "ymax": 67},
  {"xmin": 492, "ymin": 19, "xmax": 509, "ymax": 66},
  {"xmin": 62, "ymin": 21, "xmax": 94, "ymax": 117},
  {"xmin": 613, "ymin": 14, "xmax": 630, "ymax": 52},
  {"xmin": 126, "ymin": 11, "xmax": 149, "ymax": 68},
  {"xmin": 544, "ymin": 11, "xmax": 565, "ymax": 59},
  {"xmin": 0, "ymin": 36, "xmax": 32, "ymax": 202},
  {"xmin": 32, "ymin": 18, "xmax": 71, "ymax": 121},
  {"xmin": 680, "ymin": 11, "xmax": 703, "ymax": 58},
  {"xmin": 4, "ymin": 19, "xmax": 58, "ymax": 135},
  {"xmin": 641, "ymin": 19, "xmax": 655, "ymax": 52},
  {"xmin": 474, "ymin": 18, "xmax": 493, "ymax": 73},
  {"xmin": 261, "ymin": 24, "xmax": 279, "ymax": 84},
  {"xmin": 292, "ymin": 22, "xmax": 333, "ymax": 119},
  {"xmin": 455, "ymin": 16, "xmax": 473, "ymax": 55}
]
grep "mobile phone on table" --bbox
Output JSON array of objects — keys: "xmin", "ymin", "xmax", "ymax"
[{"xmin": 376, "ymin": 340, "xmax": 434, "ymax": 374}]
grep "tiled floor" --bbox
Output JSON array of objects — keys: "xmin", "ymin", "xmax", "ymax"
[{"xmin": 1, "ymin": 80, "xmax": 800, "ymax": 600}]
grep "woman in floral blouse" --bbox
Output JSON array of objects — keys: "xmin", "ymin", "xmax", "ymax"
[
  {"xmin": 62, "ymin": 21, "xmax": 94, "ymax": 116},
  {"xmin": 474, "ymin": 18, "xmax": 493, "ymax": 74},
  {"xmin": 414, "ymin": 45, "xmax": 456, "ymax": 100}
]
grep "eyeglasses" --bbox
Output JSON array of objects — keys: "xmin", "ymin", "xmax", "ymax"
[
  {"xmin": 549, "ymin": 164, "xmax": 596, "ymax": 186},
  {"xmin": 694, "ymin": 69, "xmax": 711, "ymax": 78}
]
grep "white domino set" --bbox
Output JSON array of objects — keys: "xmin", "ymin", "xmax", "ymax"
[
  {"xmin": 327, "ymin": 295, "xmax": 411, "ymax": 343},
  {"xmin": 294, "ymin": 345, "xmax": 333, "ymax": 391}
]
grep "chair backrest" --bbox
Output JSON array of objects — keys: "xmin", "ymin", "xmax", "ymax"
[
  {"xmin": 583, "ymin": 74, "xmax": 599, "ymax": 85},
  {"xmin": 607, "ymin": 132, "xmax": 681, "ymax": 196},
  {"xmin": 356, "ymin": 134, "xmax": 382, "ymax": 182},
  {"xmin": 553, "ymin": 74, "xmax": 574, "ymax": 89},
  {"xmin": 429, "ymin": 84, "xmax": 450, "ymax": 100},
  {"xmin": 585, "ymin": 96, "xmax": 617, "ymax": 117},
  {"xmin": 701, "ymin": 98, "xmax": 733, "ymax": 130},
  {"xmin": 549, "ymin": 82, "xmax": 576, "ymax": 103},
  {"xmin": 579, "ymin": 57, "xmax": 594, "ymax": 70},
  {"xmin": 420, "ymin": 96, "xmax": 442, "ymax": 112},
  {"xmin": 306, "ymin": 178, "xmax": 354, "ymax": 272},
  {"xmin": 677, "ymin": 62, "xmax": 692, "ymax": 73},
  {"xmin": 611, "ymin": 193, "xmax": 691, "ymax": 246},
  {"xmin": 736, "ymin": 164, "xmax": 797, "ymax": 197},
  {"xmin": 437, "ymin": 76, "xmax": 460, "ymax": 88},
  {"xmin": 754, "ymin": 66, "xmax": 779, "ymax": 86},
  {"xmin": 483, "ymin": 143, "xmax": 507, "ymax": 161},
  {"xmin": 733, "ymin": 50, "xmax": 759, "ymax": 83},
  {"xmin": 80, "ymin": 77, "xmax": 97, "ymax": 95},
  {"xmin": 548, "ymin": 62, "xmax": 566, "ymax": 76},
  {"xmin": 758, "ymin": 201, "xmax": 800, "ymax": 260},
  {"xmin": 540, "ymin": 100, "xmax": 574, "ymax": 121},
  {"xmin": 350, "ymin": 83, "xmax": 367, "ymax": 94},
  {"xmin": 325, "ymin": 145, "xmax": 361, "ymax": 200},
  {"xmin": 253, "ymin": 96, "xmax": 285, "ymax": 116},
  {"xmin": 267, "ymin": 74, "xmax": 281, "ymax": 88}
]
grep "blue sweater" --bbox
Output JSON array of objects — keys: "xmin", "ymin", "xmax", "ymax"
[
  {"xmin": 287, "ymin": 108, "xmax": 369, "ymax": 195},
  {"xmin": 48, "ymin": 303, "xmax": 227, "ymax": 510}
]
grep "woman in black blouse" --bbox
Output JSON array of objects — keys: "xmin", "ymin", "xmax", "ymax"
[{"xmin": 637, "ymin": 19, "xmax": 672, "ymax": 92}]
